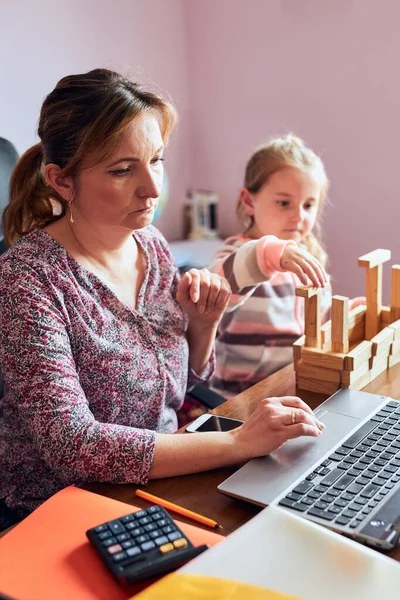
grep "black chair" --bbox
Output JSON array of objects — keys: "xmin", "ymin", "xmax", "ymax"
[
  {"xmin": 187, "ymin": 384, "xmax": 226, "ymax": 410},
  {"xmin": 0, "ymin": 136, "xmax": 18, "ymax": 251},
  {"xmin": 0, "ymin": 138, "xmax": 18, "ymax": 407}
]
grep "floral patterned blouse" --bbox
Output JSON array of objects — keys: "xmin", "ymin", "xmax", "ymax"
[{"xmin": 0, "ymin": 226, "xmax": 213, "ymax": 513}]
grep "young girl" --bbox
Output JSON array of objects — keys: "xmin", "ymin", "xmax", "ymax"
[{"xmin": 209, "ymin": 134, "xmax": 333, "ymax": 397}]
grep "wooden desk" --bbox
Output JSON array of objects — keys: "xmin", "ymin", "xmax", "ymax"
[{"xmin": 86, "ymin": 362, "xmax": 400, "ymax": 562}]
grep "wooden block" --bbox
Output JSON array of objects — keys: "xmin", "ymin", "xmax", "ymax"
[
  {"xmin": 391, "ymin": 265, "xmax": 400, "ymax": 322},
  {"xmin": 295, "ymin": 287, "xmax": 321, "ymax": 298},
  {"xmin": 301, "ymin": 347, "xmax": 345, "ymax": 370},
  {"xmin": 347, "ymin": 305, "xmax": 366, "ymax": 344},
  {"xmin": 371, "ymin": 327, "xmax": 395, "ymax": 357},
  {"xmin": 297, "ymin": 376, "xmax": 340, "ymax": 396},
  {"xmin": 344, "ymin": 340, "xmax": 373, "ymax": 371},
  {"xmin": 358, "ymin": 250, "xmax": 390, "ymax": 340},
  {"xmin": 304, "ymin": 293, "xmax": 321, "ymax": 348},
  {"xmin": 293, "ymin": 335, "xmax": 305, "ymax": 364},
  {"xmin": 348, "ymin": 370, "xmax": 371, "ymax": 391},
  {"xmin": 358, "ymin": 249, "xmax": 391, "ymax": 268},
  {"xmin": 331, "ymin": 295, "xmax": 349, "ymax": 353},
  {"xmin": 296, "ymin": 359, "xmax": 341, "ymax": 384},
  {"xmin": 320, "ymin": 322, "xmax": 331, "ymax": 351},
  {"xmin": 369, "ymin": 356, "xmax": 389, "ymax": 380},
  {"xmin": 348, "ymin": 319, "xmax": 365, "ymax": 344},
  {"xmin": 390, "ymin": 341, "xmax": 400, "ymax": 355},
  {"xmin": 348, "ymin": 305, "xmax": 366, "ymax": 327},
  {"xmin": 321, "ymin": 322, "xmax": 331, "ymax": 344},
  {"xmin": 380, "ymin": 306, "xmax": 392, "ymax": 327},
  {"xmin": 389, "ymin": 319, "xmax": 400, "ymax": 342},
  {"xmin": 364, "ymin": 265, "xmax": 382, "ymax": 340},
  {"xmin": 342, "ymin": 363, "xmax": 370, "ymax": 387},
  {"xmin": 388, "ymin": 352, "xmax": 400, "ymax": 368}
]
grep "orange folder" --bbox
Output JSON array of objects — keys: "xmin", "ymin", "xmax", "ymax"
[{"xmin": 0, "ymin": 486, "xmax": 223, "ymax": 600}]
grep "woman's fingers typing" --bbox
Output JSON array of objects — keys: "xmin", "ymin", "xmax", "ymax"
[
  {"xmin": 280, "ymin": 395, "xmax": 316, "ymax": 417},
  {"xmin": 232, "ymin": 395, "xmax": 324, "ymax": 460},
  {"xmin": 282, "ymin": 407, "xmax": 325, "ymax": 431}
]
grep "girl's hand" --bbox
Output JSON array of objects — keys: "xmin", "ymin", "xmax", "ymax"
[
  {"xmin": 176, "ymin": 268, "xmax": 231, "ymax": 327},
  {"xmin": 232, "ymin": 396, "xmax": 325, "ymax": 459},
  {"xmin": 280, "ymin": 243, "xmax": 328, "ymax": 287}
]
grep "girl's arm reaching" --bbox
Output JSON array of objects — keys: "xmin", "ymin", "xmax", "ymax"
[{"xmin": 209, "ymin": 235, "xmax": 328, "ymax": 311}]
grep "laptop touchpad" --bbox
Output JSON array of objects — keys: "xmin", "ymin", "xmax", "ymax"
[
  {"xmin": 271, "ymin": 410, "xmax": 358, "ymax": 467},
  {"xmin": 218, "ymin": 410, "xmax": 359, "ymax": 506}
]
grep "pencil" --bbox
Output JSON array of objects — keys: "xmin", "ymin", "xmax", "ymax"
[{"xmin": 135, "ymin": 489, "xmax": 223, "ymax": 530}]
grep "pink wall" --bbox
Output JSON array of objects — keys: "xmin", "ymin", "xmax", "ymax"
[
  {"xmin": 185, "ymin": 0, "xmax": 400, "ymax": 302},
  {"xmin": 0, "ymin": 0, "xmax": 190, "ymax": 240},
  {"xmin": 2, "ymin": 1, "xmax": 399, "ymax": 301}
]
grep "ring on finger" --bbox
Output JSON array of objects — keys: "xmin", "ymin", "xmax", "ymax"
[{"xmin": 291, "ymin": 411, "xmax": 296, "ymax": 425}]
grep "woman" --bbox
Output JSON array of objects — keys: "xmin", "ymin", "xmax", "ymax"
[{"xmin": 0, "ymin": 69, "xmax": 324, "ymax": 522}]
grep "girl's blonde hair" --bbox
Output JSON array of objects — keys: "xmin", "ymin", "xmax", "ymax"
[
  {"xmin": 237, "ymin": 134, "xmax": 329, "ymax": 266},
  {"xmin": 3, "ymin": 68, "xmax": 177, "ymax": 247}
]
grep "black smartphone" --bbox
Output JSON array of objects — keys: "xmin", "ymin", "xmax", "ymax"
[{"xmin": 186, "ymin": 413, "xmax": 243, "ymax": 432}]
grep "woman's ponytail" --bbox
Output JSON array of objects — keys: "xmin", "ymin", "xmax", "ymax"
[{"xmin": 3, "ymin": 143, "xmax": 64, "ymax": 247}]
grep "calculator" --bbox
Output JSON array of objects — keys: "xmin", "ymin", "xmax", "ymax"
[{"xmin": 86, "ymin": 505, "xmax": 208, "ymax": 585}]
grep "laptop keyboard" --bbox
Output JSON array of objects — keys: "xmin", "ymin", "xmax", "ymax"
[{"xmin": 279, "ymin": 400, "xmax": 400, "ymax": 530}]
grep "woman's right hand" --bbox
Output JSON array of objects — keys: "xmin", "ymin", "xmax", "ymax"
[{"xmin": 231, "ymin": 396, "xmax": 325, "ymax": 459}]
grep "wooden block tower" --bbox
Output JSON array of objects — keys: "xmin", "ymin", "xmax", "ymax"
[{"xmin": 293, "ymin": 249, "xmax": 400, "ymax": 396}]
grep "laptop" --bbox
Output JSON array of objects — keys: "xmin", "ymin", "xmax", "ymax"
[{"xmin": 218, "ymin": 388, "xmax": 400, "ymax": 550}]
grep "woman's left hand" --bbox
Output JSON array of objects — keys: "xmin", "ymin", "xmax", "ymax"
[{"xmin": 176, "ymin": 268, "xmax": 231, "ymax": 327}]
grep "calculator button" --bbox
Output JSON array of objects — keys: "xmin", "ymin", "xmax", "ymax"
[
  {"xmin": 162, "ymin": 525, "xmax": 175, "ymax": 534},
  {"xmin": 108, "ymin": 521, "xmax": 125, "ymax": 534},
  {"xmin": 98, "ymin": 530, "xmax": 112, "ymax": 540},
  {"xmin": 120, "ymin": 514, "xmax": 135, "ymax": 524},
  {"xmin": 152, "ymin": 513, "xmax": 164, "ymax": 521},
  {"xmin": 112, "ymin": 552, "xmax": 127, "ymax": 562},
  {"xmin": 148, "ymin": 506, "xmax": 161, "ymax": 514},
  {"xmin": 126, "ymin": 546, "xmax": 141, "ymax": 557},
  {"xmin": 138, "ymin": 517, "xmax": 151, "ymax": 525},
  {"xmin": 144, "ymin": 523, "xmax": 157, "ymax": 532},
  {"xmin": 102, "ymin": 537, "xmax": 117, "ymax": 548},
  {"xmin": 154, "ymin": 536, "xmax": 169, "ymax": 546},
  {"xmin": 108, "ymin": 544, "xmax": 123, "ymax": 555},
  {"xmin": 141, "ymin": 541, "xmax": 156, "ymax": 551},
  {"xmin": 159, "ymin": 543, "xmax": 174, "ymax": 554},
  {"xmin": 94, "ymin": 524, "xmax": 107, "ymax": 533},
  {"xmin": 117, "ymin": 533, "xmax": 130, "ymax": 542},
  {"xmin": 127, "ymin": 526, "xmax": 144, "ymax": 535},
  {"xmin": 149, "ymin": 530, "xmax": 162, "ymax": 539},
  {"xmin": 121, "ymin": 540, "xmax": 134, "ymax": 549},
  {"xmin": 173, "ymin": 538, "xmax": 188, "ymax": 549},
  {"xmin": 157, "ymin": 519, "xmax": 169, "ymax": 527},
  {"xmin": 136, "ymin": 534, "xmax": 150, "ymax": 544},
  {"xmin": 134, "ymin": 510, "xmax": 147, "ymax": 518},
  {"xmin": 167, "ymin": 531, "xmax": 181, "ymax": 542}
]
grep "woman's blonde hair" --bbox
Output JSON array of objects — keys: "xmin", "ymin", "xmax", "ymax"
[
  {"xmin": 3, "ymin": 68, "xmax": 177, "ymax": 247},
  {"xmin": 237, "ymin": 134, "xmax": 329, "ymax": 266}
]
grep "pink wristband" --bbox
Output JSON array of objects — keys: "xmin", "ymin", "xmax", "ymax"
[{"xmin": 256, "ymin": 236, "xmax": 297, "ymax": 276}]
